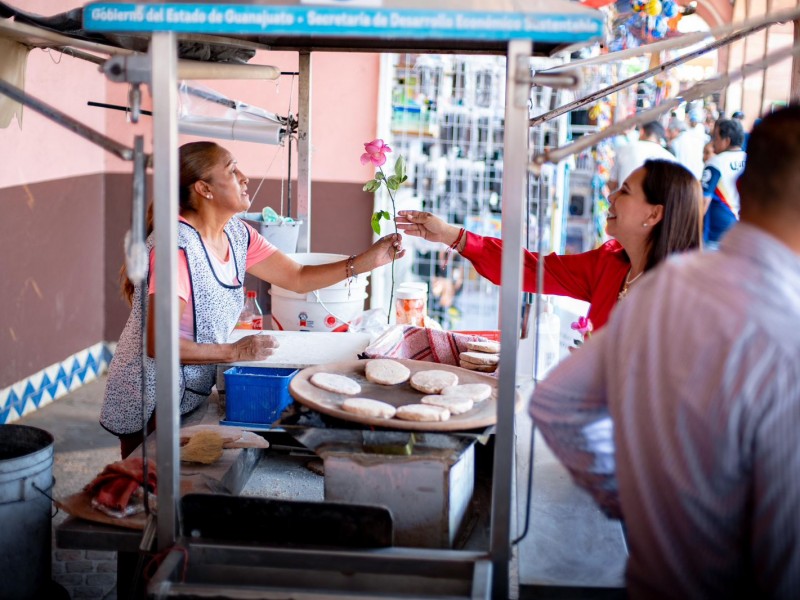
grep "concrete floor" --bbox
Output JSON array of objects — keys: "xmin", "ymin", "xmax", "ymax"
[{"xmin": 12, "ymin": 372, "xmax": 627, "ymax": 599}]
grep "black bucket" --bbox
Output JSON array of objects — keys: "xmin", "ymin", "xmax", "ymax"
[{"xmin": 0, "ymin": 424, "xmax": 55, "ymax": 599}]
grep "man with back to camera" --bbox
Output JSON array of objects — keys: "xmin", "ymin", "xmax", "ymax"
[
  {"xmin": 530, "ymin": 105, "xmax": 800, "ymax": 599},
  {"xmin": 608, "ymin": 121, "xmax": 676, "ymax": 192},
  {"xmin": 667, "ymin": 116, "xmax": 704, "ymax": 180},
  {"xmin": 702, "ymin": 118, "xmax": 746, "ymax": 248},
  {"xmin": 732, "ymin": 110, "xmax": 751, "ymax": 151}
]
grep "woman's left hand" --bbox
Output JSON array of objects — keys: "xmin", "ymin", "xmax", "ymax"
[{"xmin": 358, "ymin": 233, "xmax": 405, "ymax": 270}]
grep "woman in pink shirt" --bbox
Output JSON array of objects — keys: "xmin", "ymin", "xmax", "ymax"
[
  {"xmin": 396, "ymin": 159, "xmax": 701, "ymax": 332},
  {"xmin": 103, "ymin": 141, "xmax": 403, "ymax": 456}
]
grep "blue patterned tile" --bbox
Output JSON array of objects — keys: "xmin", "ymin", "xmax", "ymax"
[{"xmin": 1, "ymin": 342, "xmax": 115, "ymax": 424}]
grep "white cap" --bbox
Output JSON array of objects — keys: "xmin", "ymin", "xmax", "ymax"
[
  {"xmin": 395, "ymin": 288, "xmax": 426, "ymax": 300},
  {"xmin": 398, "ymin": 281, "xmax": 428, "ymax": 293}
]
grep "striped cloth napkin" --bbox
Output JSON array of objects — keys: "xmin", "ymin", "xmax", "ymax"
[{"xmin": 363, "ymin": 325, "xmax": 489, "ymax": 366}]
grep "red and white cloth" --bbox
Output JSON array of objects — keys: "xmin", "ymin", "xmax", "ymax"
[
  {"xmin": 364, "ymin": 325, "xmax": 488, "ymax": 366},
  {"xmin": 85, "ymin": 456, "xmax": 157, "ymax": 514}
]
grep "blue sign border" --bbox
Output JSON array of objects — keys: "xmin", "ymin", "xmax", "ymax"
[{"xmin": 83, "ymin": 3, "xmax": 603, "ymax": 44}]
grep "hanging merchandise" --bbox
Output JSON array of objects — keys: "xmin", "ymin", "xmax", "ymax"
[
  {"xmin": 615, "ymin": 0, "xmax": 687, "ymax": 47},
  {"xmin": 588, "ymin": 100, "xmax": 613, "ymax": 129}
]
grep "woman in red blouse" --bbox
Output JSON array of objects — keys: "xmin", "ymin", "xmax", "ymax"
[{"xmin": 396, "ymin": 159, "xmax": 701, "ymax": 331}]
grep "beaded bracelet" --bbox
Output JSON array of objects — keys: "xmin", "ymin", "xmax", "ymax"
[
  {"xmin": 448, "ymin": 228, "xmax": 466, "ymax": 253},
  {"xmin": 345, "ymin": 255, "xmax": 356, "ymax": 297}
]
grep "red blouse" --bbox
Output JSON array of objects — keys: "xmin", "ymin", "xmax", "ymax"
[{"xmin": 460, "ymin": 232, "xmax": 631, "ymax": 331}]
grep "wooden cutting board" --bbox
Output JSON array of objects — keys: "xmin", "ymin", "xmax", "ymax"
[{"xmin": 289, "ymin": 359, "xmax": 521, "ymax": 432}]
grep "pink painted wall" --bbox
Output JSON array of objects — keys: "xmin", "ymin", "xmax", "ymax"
[
  {"xmin": 0, "ymin": 49, "xmax": 107, "ymax": 189},
  {"xmin": 1, "ymin": 1, "xmax": 382, "ymax": 189},
  {"xmin": 102, "ymin": 51, "xmax": 382, "ymax": 184}
]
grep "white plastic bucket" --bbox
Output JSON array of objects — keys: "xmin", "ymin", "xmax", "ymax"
[
  {"xmin": 260, "ymin": 221, "xmax": 302, "ymax": 254},
  {"xmin": 242, "ymin": 213, "xmax": 303, "ymax": 254},
  {"xmin": 269, "ymin": 253, "xmax": 369, "ymax": 332}
]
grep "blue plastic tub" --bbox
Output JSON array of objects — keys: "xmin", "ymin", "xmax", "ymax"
[{"xmin": 223, "ymin": 367, "xmax": 299, "ymax": 425}]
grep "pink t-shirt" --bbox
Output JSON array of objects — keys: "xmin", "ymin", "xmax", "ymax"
[{"xmin": 149, "ymin": 218, "xmax": 277, "ymax": 338}]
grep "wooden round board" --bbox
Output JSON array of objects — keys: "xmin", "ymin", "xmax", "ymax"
[{"xmin": 289, "ymin": 358, "xmax": 520, "ymax": 431}]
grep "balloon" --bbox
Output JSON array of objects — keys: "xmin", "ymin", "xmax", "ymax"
[
  {"xmin": 646, "ymin": 0, "xmax": 663, "ymax": 17},
  {"xmin": 662, "ymin": 0, "xmax": 679, "ymax": 17},
  {"xmin": 655, "ymin": 15, "xmax": 670, "ymax": 36}
]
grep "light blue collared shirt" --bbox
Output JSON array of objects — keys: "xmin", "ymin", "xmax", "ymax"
[{"xmin": 530, "ymin": 223, "xmax": 800, "ymax": 600}]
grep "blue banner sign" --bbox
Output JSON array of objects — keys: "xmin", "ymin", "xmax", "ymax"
[{"xmin": 83, "ymin": 3, "xmax": 603, "ymax": 43}]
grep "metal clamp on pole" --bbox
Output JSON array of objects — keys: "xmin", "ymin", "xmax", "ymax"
[
  {"xmin": 528, "ymin": 69, "xmax": 583, "ymax": 89},
  {"xmin": 102, "ymin": 54, "xmax": 152, "ymax": 85}
]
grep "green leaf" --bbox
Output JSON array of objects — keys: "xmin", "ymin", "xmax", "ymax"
[
  {"xmin": 381, "ymin": 210, "xmax": 391, "ymax": 220},
  {"xmin": 363, "ymin": 180, "xmax": 380, "ymax": 193},
  {"xmin": 386, "ymin": 176, "xmax": 399, "ymax": 191},
  {"xmin": 371, "ymin": 212, "xmax": 382, "ymax": 235},
  {"xmin": 374, "ymin": 172, "xmax": 385, "ymax": 180},
  {"xmin": 394, "ymin": 156, "xmax": 406, "ymax": 180},
  {"xmin": 400, "ymin": 175, "xmax": 408, "ymax": 184}
]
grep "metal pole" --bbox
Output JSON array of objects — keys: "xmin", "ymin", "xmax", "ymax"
[
  {"xmin": 792, "ymin": 17, "xmax": 800, "ymax": 104},
  {"xmin": 296, "ymin": 51, "xmax": 312, "ymax": 252},
  {"xmin": 491, "ymin": 38, "xmax": 531, "ymax": 600},
  {"xmin": 0, "ymin": 79, "xmax": 135, "ymax": 161},
  {"xmin": 530, "ymin": 21, "xmax": 774, "ymax": 128},
  {"xmin": 740, "ymin": 0, "xmax": 752, "ymax": 116},
  {"xmin": 151, "ymin": 31, "xmax": 181, "ymax": 552},
  {"xmin": 539, "ymin": 5, "xmax": 800, "ymax": 73},
  {"xmin": 758, "ymin": 0, "xmax": 774, "ymax": 117},
  {"xmin": 287, "ymin": 134, "xmax": 293, "ymax": 219},
  {"xmin": 537, "ymin": 40, "xmax": 800, "ymax": 167}
]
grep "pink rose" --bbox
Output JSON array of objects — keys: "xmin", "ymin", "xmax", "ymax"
[{"xmin": 360, "ymin": 139, "xmax": 392, "ymax": 167}]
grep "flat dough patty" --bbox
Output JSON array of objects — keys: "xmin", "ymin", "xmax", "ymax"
[
  {"xmin": 409, "ymin": 370, "xmax": 459, "ymax": 394},
  {"xmin": 459, "ymin": 361, "xmax": 497, "ymax": 372},
  {"xmin": 420, "ymin": 395, "xmax": 474, "ymax": 415},
  {"xmin": 441, "ymin": 383, "xmax": 493, "ymax": 402},
  {"xmin": 365, "ymin": 359, "xmax": 411, "ymax": 385},
  {"xmin": 460, "ymin": 351, "xmax": 500, "ymax": 366},
  {"xmin": 310, "ymin": 372, "xmax": 361, "ymax": 395},
  {"xmin": 396, "ymin": 403, "xmax": 451, "ymax": 422},
  {"xmin": 342, "ymin": 398, "xmax": 396, "ymax": 419},
  {"xmin": 466, "ymin": 340, "xmax": 501, "ymax": 353}
]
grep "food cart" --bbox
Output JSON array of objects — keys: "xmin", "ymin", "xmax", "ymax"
[
  {"xmin": 4, "ymin": 0, "xmax": 798, "ymax": 597},
  {"xmin": 0, "ymin": 1, "xmax": 607, "ymax": 597}
]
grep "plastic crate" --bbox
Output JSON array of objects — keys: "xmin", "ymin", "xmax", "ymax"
[{"xmin": 223, "ymin": 367, "xmax": 299, "ymax": 425}]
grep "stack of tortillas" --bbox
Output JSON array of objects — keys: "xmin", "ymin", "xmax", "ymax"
[{"xmin": 460, "ymin": 339, "xmax": 500, "ymax": 373}]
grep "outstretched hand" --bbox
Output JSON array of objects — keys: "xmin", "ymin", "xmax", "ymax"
[
  {"xmin": 360, "ymin": 233, "xmax": 405, "ymax": 270},
  {"xmin": 396, "ymin": 210, "xmax": 462, "ymax": 247}
]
